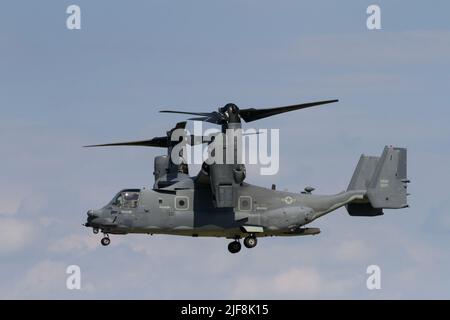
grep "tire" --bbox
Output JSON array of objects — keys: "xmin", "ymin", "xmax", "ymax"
[
  {"xmin": 228, "ymin": 241, "xmax": 241, "ymax": 254},
  {"xmin": 243, "ymin": 236, "xmax": 257, "ymax": 249},
  {"xmin": 101, "ymin": 237, "xmax": 111, "ymax": 246}
]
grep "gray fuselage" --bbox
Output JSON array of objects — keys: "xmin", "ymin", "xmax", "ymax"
[{"xmin": 86, "ymin": 179, "xmax": 364, "ymax": 239}]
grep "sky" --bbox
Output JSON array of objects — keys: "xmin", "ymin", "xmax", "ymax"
[{"xmin": 0, "ymin": 0, "xmax": 450, "ymax": 299}]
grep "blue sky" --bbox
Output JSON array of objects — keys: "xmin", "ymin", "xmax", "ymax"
[{"xmin": 0, "ymin": 0, "xmax": 450, "ymax": 299}]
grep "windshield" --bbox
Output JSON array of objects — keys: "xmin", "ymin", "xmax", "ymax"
[{"xmin": 112, "ymin": 190, "xmax": 140, "ymax": 208}]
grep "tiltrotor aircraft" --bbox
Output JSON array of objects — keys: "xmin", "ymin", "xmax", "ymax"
[{"xmin": 84, "ymin": 100, "xmax": 409, "ymax": 253}]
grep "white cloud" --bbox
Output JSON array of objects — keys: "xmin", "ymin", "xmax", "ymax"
[
  {"xmin": 272, "ymin": 268, "xmax": 323, "ymax": 297},
  {"xmin": 231, "ymin": 267, "xmax": 357, "ymax": 299},
  {"xmin": 12, "ymin": 260, "xmax": 67, "ymax": 298},
  {"xmin": 0, "ymin": 191, "xmax": 24, "ymax": 216},
  {"xmin": 48, "ymin": 233, "xmax": 100, "ymax": 254},
  {"xmin": 334, "ymin": 240, "xmax": 370, "ymax": 262},
  {"xmin": 0, "ymin": 218, "xmax": 35, "ymax": 254},
  {"xmin": 15, "ymin": 193, "xmax": 49, "ymax": 217},
  {"xmin": 3, "ymin": 260, "xmax": 96, "ymax": 299}
]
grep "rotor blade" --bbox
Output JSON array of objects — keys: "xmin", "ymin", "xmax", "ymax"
[
  {"xmin": 84, "ymin": 137, "xmax": 168, "ymax": 148},
  {"xmin": 203, "ymin": 112, "xmax": 228, "ymax": 124},
  {"xmin": 84, "ymin": 134, "xmax": 210, "ymax": 148},
  {"xmin": 84, "ymin": 122, "xmax": 188, "ymax": 148},
  {"xmin": 188, "ymin": 112, "xmax": 227, "ymax": 124},
  {"xmin": 187, "ymin": 116, "xmax": 224, "ymax": 125},
  {"xmin": 160, "ymin": 110, "xmax": 212, "ymax": 117},
  {"xmin": 188, "ymin": 117, "xmax": 209, "ymax": 122},
  {"xmin": 239, "ymin": 99, "xmax": 339, "ymax": 123},
  {"xmin": 161, "ymin": 110, "xmax": 228, "ymax": 124}
]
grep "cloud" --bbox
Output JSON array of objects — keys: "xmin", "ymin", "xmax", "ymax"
[
  {"xmin": 14, "ymin": 193, "xmax": 49, "ymax": 217},
  {"xmin": 48, "ymin": 233, "xmax": 100, "ymax": 254},
  {"xmin": 11, "ymin": 260, "xmax": 68, "ymax": 298},
  {"xmin": 231, "ymin": 266, "xmax": 357, "ymax": 299},
  {"xmin": 0, "ymin": 190, "xmax": 24, "ymax": 216},
  {"xmin": 3, "ymin": 259, "xmax": 95, "ymax": 299},
  {"xmin": 334, "ymin": 240, "xmax": 370, "ymax": 262},
  {"xmin": 0, "ymin": 218, "xmax": 35, "ymax": 255},
  {"xmin": 271, "ymin": 268, "xmax": 323, "ymax": 297}
]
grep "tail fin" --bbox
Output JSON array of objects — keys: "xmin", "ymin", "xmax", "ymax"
[{"xmin": 346, "ymin": 146, "xmax": 409, "ymax": 216}]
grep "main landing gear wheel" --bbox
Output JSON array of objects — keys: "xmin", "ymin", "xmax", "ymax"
[
  {"xmin": 244, "ymin": 235, "xmax": 257, "ymax": 249},
  {"xmin": 93, "ymin": 228, "xmax": 99, "ymax": 234},
  {"xmin": 101, "ymin": 236, "xmax": 111, "ymax": 246},
  {"xmin": 228, "ymin": 241, "xmax": 241, "ymax": 254}
]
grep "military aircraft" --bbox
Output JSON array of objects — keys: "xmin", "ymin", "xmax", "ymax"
[{"xmin": 84, "ymin": 100, "xmax": 409, "ymax": 253}]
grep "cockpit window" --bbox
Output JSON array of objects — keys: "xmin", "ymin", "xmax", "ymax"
[{"xmin": 112, "ymin": 190, "xmax": 140, "ymax": 208}]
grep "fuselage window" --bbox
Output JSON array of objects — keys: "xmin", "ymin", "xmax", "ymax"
[{"xmin": 113, "ymin": 191, "xmax": 140, "ymax": 208}]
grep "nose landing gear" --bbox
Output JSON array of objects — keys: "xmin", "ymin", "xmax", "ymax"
[{"xmin": 101, "ymin": 234, "xmax": 110, "ymax": 246}]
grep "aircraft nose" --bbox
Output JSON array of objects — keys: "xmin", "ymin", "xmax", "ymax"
[
  {"xmin": 85, "ymin": 209, "xmax": 116, "ymax": 228},
  {"xmin": 87, "ymin": 209, "xmax": 99, "ymax": 218},
  {"xmin": 85, "ymin": 209, "xmax": 101, "ymax": 227}
]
